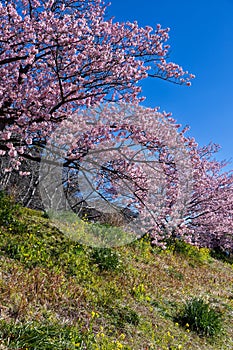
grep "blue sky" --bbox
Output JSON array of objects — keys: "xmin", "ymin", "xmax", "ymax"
[{"xmin": 108, "ymin": 0, "xmax": 233, "ymax": 170}]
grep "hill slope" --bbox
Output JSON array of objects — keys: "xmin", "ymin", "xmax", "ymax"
[{"xmin": 0, "ymin": 193, "xmax": 233, "ymax": 349}]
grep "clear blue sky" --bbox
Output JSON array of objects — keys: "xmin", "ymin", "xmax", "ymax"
[{"xmin": 108, "ymin": 0, "xmax": 233, "ymax": 170}]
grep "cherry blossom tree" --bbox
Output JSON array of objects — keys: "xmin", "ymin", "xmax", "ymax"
[
  {"xmin": 38, "ymin": 103, "xmax": 233, "ymax": 250},
  {"xmin": 0, "ymin": 0, "xmax": 193, "ymax": 221},
  {"xmin": 181, "ymin": 143, "xmax": 233, "ymax": 251},
  {"xmin": 1, "ymin": 0, "xmax": 232, "ymax": 250},
  {"xmin": 0, "ymin": 0, "xmax": 193, "ymax": 168}
]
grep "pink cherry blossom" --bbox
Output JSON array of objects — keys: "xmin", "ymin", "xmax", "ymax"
[{"xmin": 0, "ymin": 0, "xmax": 232, "ymax": 250}]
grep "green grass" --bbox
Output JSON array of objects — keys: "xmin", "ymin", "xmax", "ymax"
[
  {"xmin": 0, "ymin": 192, "xmax": 233, "ymax": 349},
  {"xmin": 0, "ymin": 321, "xmax": 87, "ymax": 349}
]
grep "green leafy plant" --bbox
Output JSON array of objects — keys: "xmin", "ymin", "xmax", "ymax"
[
  {"xmin": 175, "ymin": 297, "xmax": 223, "ymax": 337},
  {"xmin": 89, "ymin": 248, "xmax": 121, "ymax": 271}
]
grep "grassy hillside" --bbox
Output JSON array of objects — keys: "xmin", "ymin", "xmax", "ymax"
[{"xmin": 0, "ymin": 192, "xmax": 233, "ymax": 349}]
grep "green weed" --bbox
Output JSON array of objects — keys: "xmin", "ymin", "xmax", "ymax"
[{"xmin": 175, "ymin": 297, "xmax": 223, "ymax": 337}]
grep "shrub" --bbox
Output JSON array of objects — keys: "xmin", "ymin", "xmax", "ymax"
[
  {"xmin": 175, "ymin": 297, "xmax": 223, "ymax": 337},
  {"xmin": 210, "ymin": 246, "xmax": 233, "ymax": 264}
]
